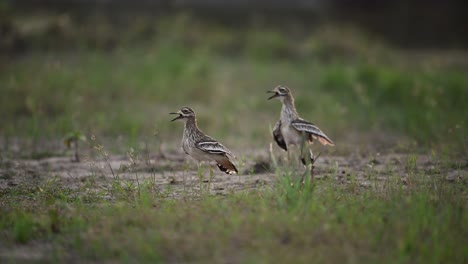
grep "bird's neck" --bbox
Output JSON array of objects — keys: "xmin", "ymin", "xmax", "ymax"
[
  {"xmin": 280, "ymin": 95, "xmax": 298, "ymax": 123},
  {"xmin": 184, "ymin": 117, "xmax": 197, "ymax": 131},
  {"xmin": 184, "ymin": 117, "xmax": 203, "ymax": 139}
]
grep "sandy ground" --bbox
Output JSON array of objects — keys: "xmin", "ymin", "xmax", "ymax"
[
  {"xmin": 1, "ymin": 146, "xmax": 466, "ymax": 197},
  {"xmin": 0, "ymin": 146, "xmax": 466, "ymax": 261}
]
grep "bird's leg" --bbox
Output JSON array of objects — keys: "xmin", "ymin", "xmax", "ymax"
[
  {"xmin": 309, "ymin": 150, "xmax": 322, "ymax": 181},
  {"xmin": 300, "ymin": 147, "xmax": 306, "ymax": 167},
  {"xmin": 197, "ymin": 162, "xmax": 205, "ymax": 190},
  {"xmin": 300, "ymin": 134, "xmax": 308, "ymax": 184},
  {"xmin": 308, "ymin": 147, "xmax": 315, "ymax": 181},
  {"xmin": 300, "ymin": 139, "xmax": 317, "ymax": 182},
  {"xmin": 299, "ymin": 132, "xmax": 308, "ymax": 167},
  {"xmin": 193, "ymin": 162, "xmax": 200, "ymax": 185}
]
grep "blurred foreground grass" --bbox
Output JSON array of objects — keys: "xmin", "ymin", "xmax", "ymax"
[{"xmin": 0, "ymin": 13, "xmax": 467, "ymax": 153}]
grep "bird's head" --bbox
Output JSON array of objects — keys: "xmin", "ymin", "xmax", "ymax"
[
  {"xmin": 170, "ymin": 107, "xmax": 196, "ymax": 122},
  {"xmin": 267, "ymin": 85, "xmax": 291, "ymax": 101}
]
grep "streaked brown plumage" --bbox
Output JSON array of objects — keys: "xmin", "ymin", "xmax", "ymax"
[
  {"xmin": 171, "ymin": 107, "xmax": 238, "ymax": 175},
  {"xmin": 268, "ymin": 85, "xmax": 334, "ymax": 166}
]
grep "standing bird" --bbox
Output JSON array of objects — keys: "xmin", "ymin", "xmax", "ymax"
[
  {"xmin": 267, "ymin": 85, "xmax": 334, "ymax": 176},
  {"xmin": 170, "ymin": 107, "xmax": 238, "ymax": 175}
]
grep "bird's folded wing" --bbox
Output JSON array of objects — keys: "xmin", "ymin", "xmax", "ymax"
[
  {"xmin": 272, "ymin": 120, "xmax": 287, "ymax": 151},
  {"xmin": 291, "ymin": 118, "xmax": 335, "ymax": 146},
  {"xmin": 196, "ymin": 141, "xmax": 235, "ymax": 157}
]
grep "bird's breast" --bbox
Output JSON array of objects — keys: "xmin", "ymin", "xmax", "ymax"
[
  {"xmin": 182, "ymin": 134, "xmax": 191, "ymax": 154},
  {"xmin": 281, "ymin": 124, "xmax": 302, "ymax": 146}
]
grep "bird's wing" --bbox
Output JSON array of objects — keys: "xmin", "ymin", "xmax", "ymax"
[
  {"xmin": 291, "ymin": 118, "xmax": 335, "ymax": 146},
  {"xmin": 196, "ymin": 139, "xmax": 235, "ymax": 158},
  {"xmin": 272, "ymin": 120, "xmax": 287, "ymax": 151}
]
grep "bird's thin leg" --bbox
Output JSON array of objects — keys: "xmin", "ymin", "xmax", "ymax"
[
  {"xmin": 208, "ymin": 166, "xmax": 215, "ymax": 192},
  {"xmin": 300, "ymin": 134, "xmax": 308, "ymax": 184},
  {"xmin": 192, "ymin": 162, "xmax": 199, "ymax": 186},
  {"xmin": 300, "ymin": 144, "xmax": 306, "ymax": 185},
  {"xmin": 300, "ymin": 145, "xmax": 305, "ymax": 166},
  {"xmin": 309, "ymin": 149, "xmax": 322, "ymax": 181},
  {"xmin": 300, "ymin": 133, "xmax": 308, "ymax": 167},
  {"xmin": 308, "ymin": 146, "xmax": 314, "ymax": 180},
  {"xmin": 309, "ymin": 146, "xmax": 314, "ymax": 163},
  {"xmin": 197, "ymin": 162, "xmax": 205, "ymax": 190}
]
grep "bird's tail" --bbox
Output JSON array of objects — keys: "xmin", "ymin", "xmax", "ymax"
[
  {"xmin": 216, "ymin": 158, "xmax": 238, "ymax": 175},
  {"xmin": 311, "ymin": 134, "xmax": 335, "ymax": 146}
]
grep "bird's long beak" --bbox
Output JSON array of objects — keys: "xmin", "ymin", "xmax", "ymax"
[
  {"xmin": 170, "ymin": 112, "xmax": 182, "ymax": 122},
  {"xmin": 267, "ymin": 90, "xmax": 279, "ymax": 100}
]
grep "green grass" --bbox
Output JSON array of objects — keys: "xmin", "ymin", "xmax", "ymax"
[
  {"xmin": 0, "ymin": 164, "xmax": 466, "ymax": 263},
  {"xmin": 1, "ymin": 14, "xmax": 467, "ymax": 154}
]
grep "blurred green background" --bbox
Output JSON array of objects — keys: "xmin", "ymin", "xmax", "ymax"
[
  {"xmin": 0, "ymin": 1, "xmax": 467, "ymax": 154},
  {"xmin": 0, "ymin": 3, "xmax": 466, "ymax": 262}
]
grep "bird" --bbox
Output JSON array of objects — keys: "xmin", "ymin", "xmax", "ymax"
[
  {"xmin": 267, "ymin": 85, "xmax": 334, "ymax": 175},
  {"xmin": 170, "ymin": 107, "xmax": 238, "ymax": 175}
]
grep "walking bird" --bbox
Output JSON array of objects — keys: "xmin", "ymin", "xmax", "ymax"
[
  {"xmin": 171, "ymin": 107, "xmax": 238, "ymax": 175},
  {"xmin": 267, "ymin": 85, "xmax": 334, "ymax": 176}
]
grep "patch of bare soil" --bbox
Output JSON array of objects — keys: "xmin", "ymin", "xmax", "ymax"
[
  {"xmin": 1, "ymin": 148, "xmax": 466, "ymax": 197},
  {"xmin": 0, "ymin": 146, "xmax": 465, "ymax": 262},
  {"xmin": 0, "ymin": 241, "xmax": 53, "ymax": 262}
]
